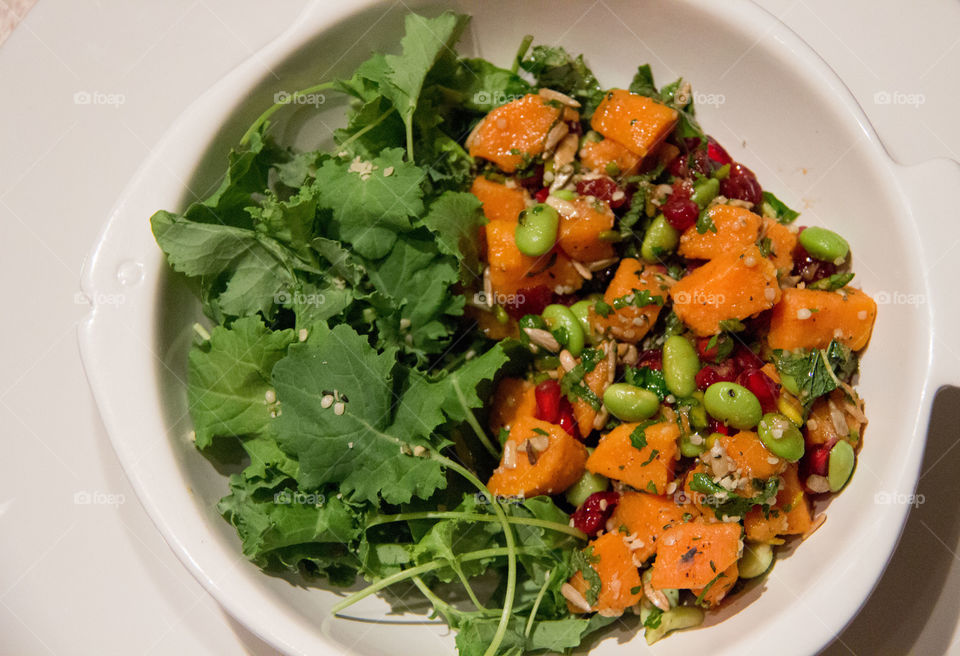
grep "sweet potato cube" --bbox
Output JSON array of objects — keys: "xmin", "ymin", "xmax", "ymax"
[
  {"xmin": 591, "ymin": 258, "xmax": 672, "ymax": 343},
  {"xmin": 468, "ymin": 94, "xmax": 563, "ymax": 173},
  {"xmin": 587, "ymin": 421, "xmax": 679, "ymax": 494},
  {"xmin": 608, "ymin": 492, "xmax": 699, "ymax": 564},
  {"xmin": 470, "ymin": 176, "xmax": 528, "ymax": 224},
  {"xmin": 557, "ymin": 197, "xmax": 616, "ymax": 263},
  {"xmin": 591, "ymin": 89, "xmax": 678, "ymax": 157},
  {"xmin": 767, "ymin": 287, "xmax": 877, "ymax": 351},
  {"xmin": 678, "ymin": 204, "xmax": 762, "ymax": 261},
  {"xmin": 578, "ymin": 137, "xmax": 640, "ymax": 177},
  {"xmin": 488, "ymin": 377, "xmax": 536, "ymax": 435},
  {"xmin": 650, "ymin": 520, "xmax": 742, "ymax": 590},
  {"xmin": 691, "ymin": 562, "xmax": 739, "ymax": 608},
  {"xmin": 567, "ymin": 532, "xmax": 643, "ymax": 615},
  {"xmin": 760, "ymin": 218, "xmax": 798, "ymax": 274},
  {"xmin": 716, "ymin": 431, "xmax": 786, "ymax": 482},
  {"xmin": 485, "ymin": 220, "xmax": 583, "ymax": 297},
  {"xmin": 670, "ymin": 246, "xmax": 781, "ymax": 336},
  {"xmin": 487, "ymin": 416, "xmax": 588, "ymax": 498},
  {"xmin": 745, "ymin": 463, "xmax": 813, "ymax": 542}
]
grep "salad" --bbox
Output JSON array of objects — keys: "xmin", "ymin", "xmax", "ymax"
[{"xmin": 151, "ymin": 11, "xmax": 877, "ymax": 655}]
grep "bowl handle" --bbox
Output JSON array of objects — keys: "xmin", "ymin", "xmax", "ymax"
[{"xmin": 896, "ymin": 157, "xmax": 960, "ymax": 389}]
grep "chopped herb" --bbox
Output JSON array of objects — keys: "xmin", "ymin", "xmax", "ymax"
[
  {"xmin": 594, "ymin": 300, "xmax": 613, "ymax": 318},
  {"xmin": 532, "ymin": 427, "xmax": 549, "ymax": 436},
  {"xmin": 612, "ymin": 288, "xmax": 664, "ymax": 309},
  {"xmin": 641, "ymin": 449, "xmax": 660, "ymax": 467},
  {"xmin": 761, "ymin": 191, "xmax": 800, "ymax": 224},
  {"xmin": 644, "ymin": 607, "xmax": 664, "ymax": 629},
  {"xmin": 624, "ymin": 366, "xmax": 669, "ymax": 401},
  {"xmin": 571, "ymin": 546, "xmax": 602, "ymax": 606},
  {"xmin": 717, "ymin": 318, "xmax": 746, "ymax": 333},
  {"xmin": 809, "ymin": 272, "xmax": 855, "ymax": 291}
]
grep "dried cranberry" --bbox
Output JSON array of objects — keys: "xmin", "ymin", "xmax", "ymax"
[
  {"xmin": 708, "ymin": 417, "xmax": 730, "ymax": 436},
  {"xmin": 516, "ymin": 165, "xmax": 544, "ymax": 191},
  {"xmin": 571, "ymin": 491, "xmax": 620, "ymax": 536},
  {"xmin": 706, "ymin": 137, "xmax": 733, "ymax": 166},
  {"xmin": 503, "ymin": 285, "xmax": 552, "ymax": 320},
  {"xmin": 662, "ymin": 182, "xmax": 700, "ymax": 231},
  {"xmin": 667, "ymin": 151, "xmax": 688, "ymax": 178},
  {"xmin": 534, "ymin": 380, "xmax": 562, "ymax": 424},
  {"xmin": 687, "ymin": 148, "xmax": 716, "ymax": 177},
  {"xmin": 576, "ymin": 177, "xmax": 626, "ymax": 209},
  {"xmin": 558, "ymin": 398, "xmax": 579, "ymax": 437},
  {"xmin": 534, "ymin": 187, "xmax": 550, "ymax": 203},
  {"xmin": 732, "ymin": 345, "xmax": 765, "ymax": 372},
  {"xmin": 696, "ymin": 359, "xmax": 739, "ymax": 390},
  {"xmin": 720, "ymin": 162, "xmax": 762, "ymax": 206},
  {"xmin": 737, "ymin": 368, "xmax": 780, "ymax": 413},
  {"xmin": 638, "ymin": 349, "xmax": 663, "ymax": 371},
  {"xmin": 791, "ymin": 241, "xmax": 837, "ymax": 283}
]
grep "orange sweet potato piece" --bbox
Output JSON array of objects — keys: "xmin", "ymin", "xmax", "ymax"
[
  {"xmin": 578, "ymin": 138, "xmax": 640, "ymax": 177},
  {"xmin": 744, "ymin": 463, "xmax": 812, "ymax": 543},
  {"xmin": 591, "ymin": 258, "xmax": 673, "ymax": 343},
  {"xmin": 485, "ymin": 221, "xmax": 583, "ymax": 297},
  {"xmin": 650, "ymin": 520, "xmax": 742, "ymax": 590},
  {"xmin": 608, "ymin": 492, "xmax": 698, "ymax": 564},
  {"xmin": 567, "ymin": 532, "xmax": 644, "ymax": 615},
  {"xmin": 488, "ymin": 378, "xmax": 536, "ymax": 435},
  {"xmin": 487, "ymin": 416, "xmax": 588, "ymax": 498},
  {"xmin": 670, "ymin": 246, "xmax": 782, "ymax": 336},
  {"xmin": 803, "ymin": 390, "xmax": 863, "ymax": 447},
  {"xmin": 591, "ymin": 89, "xmax": 678, "ymax": 157},
  {"xmin": 470, "ymin": 176, "xmax": 528, "ymax": 223},
  {"xmin": 760, "ymin": 218, "xmax": 798, "ymax": 274},
  {"xmin": 468, "ymin": 94, "xmax": 563, "ymax": 173},
  {"xmin": 716, "ymin": 431, "xmax": 786, "ymax": 483},
  {"xmin": 571, "ymin": 346, "xmax": 612, "ymax": 439},
  {"xmin": 557, "ymin": 197, "xmax": 616, "ymax": 263},
  {"xmin": 681, "ymin": 462, "xmax": 713, "ymax": 518},
  {"xmin": 678, "ymin": 204, "xmax": 762, "ymax": 260},
  {"xmin": 587, "ymin": 421, "xmax": 679, "ymax": 494},
  {"xmin": 767, "ymin": 287, "xmax": 877, "ymax": 351},
  {"xmin": 691, "ymin": 562, "xmax": 739, "ymax": 608}
]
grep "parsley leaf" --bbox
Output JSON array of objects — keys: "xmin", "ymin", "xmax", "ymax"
[
  {"xmin": 571, "ymin": 546, "xmax": 602, "ymax": 606},
  {"xmin": 761, "ymin": 191, "xmax": 800, "ymax": 224}
]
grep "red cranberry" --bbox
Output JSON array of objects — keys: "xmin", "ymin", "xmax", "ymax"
[
  {"xmin": 696, "ymin": 359, "xmax": 739, "ymax": 390},
  {"xmin": 732, "ymin": 345, "xmax": 765, "ymax": 372},
  {"xmin": 516, "ymin": 165, "xmax": 544, "ymax": 191},
  {"xmin": 667, "ymin": 151, "xmax": 688, "ymax": 178},
  {"xmin": 737, "ymin": 368, "xmax": 780, "ymax": 413},
  {"xmin": 662, "ymin": 182, "xmax": 700, "ymax": 231},
  {"xmin": 706, "ymin": 137, "xmax": 732, "ymax": 165},
  {"xmin": 576, "ymin": 177, "xmax": 627, "ymax": 209},
  {"xmin": 638, "ymin": 349, "xmax": 663, "ymax": 371},
  {"xmin": 571, "ymin": 491, "xmax": 620, "ymax": 536},
  {"xmin": 791, "ymin": 242, "xmax": 838, "ymax": 283},
  {"xmin": 720, "ymin": 162, "xmax": 762, "ymax": 206},
  {"xmin": 696, "ymin": 336, "xmax": 721, "ymax": 362},
  {"xmin": 558, "ymin": 399, "xmax": 579, "ymax": 437},
  {"xmin": 534, "ymin": 380, "xmax": 562, "ymax": 424},
  {"xmin": 504, "ymin": 285, "xmax": 552, "ymax": 320},
  {"xmin": 534, "ymin": 187, "xmax": 550, "ymax": 203},
  {"xmin": 708, "ymin": 418, "xmax": 730, "ymax": 436},
  {"xmin": 804, "ymin": 440, "xmax": 836, "ymax": 479}
]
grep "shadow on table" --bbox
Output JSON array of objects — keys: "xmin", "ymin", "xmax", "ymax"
[{"xmin": 821, "ymin": 386, "xmax": 960, "ymax": 656}]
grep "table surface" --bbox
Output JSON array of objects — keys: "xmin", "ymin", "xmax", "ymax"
[{"xmin": 1, "ymin": 1, "xmax": 959, "ymax": 654}]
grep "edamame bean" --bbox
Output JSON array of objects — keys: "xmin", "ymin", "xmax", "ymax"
[
  {"xmin": 662, "ymin": 336, "xmax": 700, "ymax": 398},
  {"xmin": 688, "ymin": 391, "xmax": 709, "ymax": 429},
  {"xmin": 679, "ymin": 432, "xmax": 707, "ymax": 458},
  {"xmin": 515, "ymin": 203, "xmax": 559, "ymax": 256},
  {"xmin": 690, "ymin": 177, "xmax": 719, "ymax": 208},
  {"xmin": 739, "ymin": 542, "xmax": 774, "ymax": 579},
  {"xmin": 828, "ymin": 440, "xmax": 855, "ymax": 492},
  {"xmin": 641, "ymin": 215, "xmax": 679, "ymax": 262},
  {"xmin": 542, "ymin": 304, "xmax": 585, "ymax": 357},
  {"xmin": 798, "ymin": 226, "xmax": 849, "ymax": 262},
  {"xmin": 569, "ymin": 299, "xmax": 597, "ymax": 345},
  {"xmin": 644, "ymin": 607, "xmax": 704, "ymax": 645},
  {"xmin": 565, "ymin": 470, "xmax": 609, "ymax": 507},
  {"xmin": 602, "ymin": 383, "xmax": 660, "ymax": 421},
  {"xmin": 703, "ymin": 382, "xmax": 762, "ymax": 429},
  {"xmin": 552, "ymin": 189, "xmax": 576, "ymax": 201},
  {"xmin": 757, "ymin": 412, "xmax": 805, "ymax": 462}
]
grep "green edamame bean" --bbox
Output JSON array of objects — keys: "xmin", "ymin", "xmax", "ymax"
[
  {"xmin": 690, "ymin": 177, "xmax": 719, "ymax": 209},
  {"xmin": 798, "ymin": 226, "xmax": 849, "ymax": 262},
  {"xmin": 569, "ymin": 299, "xmax": 597, "ymax": 345},
  {"xmin": 757, "ymin": 412, "xmax": 805, "ymax": 461},
  {"xmin": 828, "ymin": 440, "xmax": 855, "ymax": 492},
  {"xmin": 603, "ymin": 383, "xmax": 660, "ymax": 421},
  {"xmin": 644, "ymin": 606, "xmax": 704, "ymax": 645},
  {"xmin": 515, "ymin": 203, "xmax": 559, "ymax": 256},
  {"xmin": 565, "ymin": 470, "xmax": 609, "ymax": 507},
  {"xmin": 679, "ymin": 432, "xmax": 707, "ymax": 458},
  {"xmin": 542, "ymin": 304, "xmax": 585, "ymax": 357},
  {"xmin": 703, "ymin": 382, "xmax": 762, "ymax": 429},
  {"xmin": 739, "ymin": 542, "xmax": 774, "ymax": 579},
  {"xmin": 641, "ymin": 215, "xmax": 679, "ymax": 262},
  {"xmin": 662, "ymin": 336, "xmax": 700, "ymax": 398},
  {"xmin": 688, "ymin": 391, "xmax": 708, "ymax": 429},
  {"xmin": 552, "ymin": 189, "xmax": 576, "ymax": 201},
  {"xmin": 779, "ymin": 372, "xmax": 800, "ymax": 397}
]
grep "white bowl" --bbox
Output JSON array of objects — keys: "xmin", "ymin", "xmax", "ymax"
[{"xmin": 79, "ymin": 1, "xmax": 960, "ymax": 654}]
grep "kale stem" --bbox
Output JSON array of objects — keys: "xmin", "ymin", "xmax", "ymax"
[
  {"xmin": 524, "ymin": 569, "xmax": 551, "ymax": 639},
  {"xmin": 404, "ymin": 120, "xmax": 415, "ymax": 162},
  {"xmin": 338, "ymin": 107, "xmax": 397, "ymax": 150},
  {"xmin": 410, "ymin": 575, "xmax": 455, "ymax": 624},
  {"xmin": 454, "ymin": 568, "xmax": 488, "ymax": 611},
  {"xmin": 511, "ymin": 34, "xmax": 534, "ymax": 74},
  {"xmin": 431, "ymin": 454, "xmax": 517, "ymax": 656},
  {"xmin": 366, "ymin": 511, "xmax": 586, "ymax": 541},
  {"xmin": 330, "ymin": 546, "xmax": 533, "ymax": 615},
  {"xmin": 452, "ymin": 379, "xmax": 500, "ymax": 458},
  {"xmin": 240, "ymin": 81, "xmax": 338, "ymax": 146}
]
